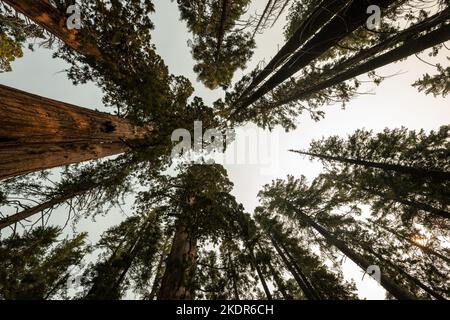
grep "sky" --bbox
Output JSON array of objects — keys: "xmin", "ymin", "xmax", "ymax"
[{"xmin": 0, "ymin": 0, "xmax": 449, "ymax": 299}]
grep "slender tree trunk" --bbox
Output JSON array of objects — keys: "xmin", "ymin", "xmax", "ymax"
[
  {"xmin": 309, "ymin": 7, "xmax": 450, "ymax": 82},
  {"xmin": 266, "ymin": 258, "xmax": 291, "ymax": 300},
  {"xmin": 371, "ymin": 221, "xmax": 450, "ymax": 265},
  {"xmin": 0, "ymin": 84, "xmax": 151, "ymax": 181},
  {"xmin": 327, "ymin": 174, "xmax": 450, "ymax": 220},
  {"xmin": 86, "ymin": 214, "xmax": 156, "ymax": 300},
  {"xmin": 244, "ymin": 0, "xmax": 349, "ymax": 97},
  {"xmin": 0, "ymin": 160, "xmax": 133, "ymax": 230},
  {"xmin": 363, "ymin": 185, "xmax": 450, "ymax": 220},
  {"xmin": 278, "ymin": 22, "xmax": 450, "ymax": 106},
  {"xmin": 215, "ymin": 0, "xmax": 230, "ymax": 63},
  {"xmin": 362, "ymin": 244, "xmax": 446, "ymax": 300},
  {"xmin": 291, "ymin": 150, "xmax": 450, "ymax": 182},
  {"xmin": 263, "ymin": 0, "xmax": 281, "ymax": 26},
  {"xmin": 227, "ymin": 253, "xmax": 240, "ymax": 300},
  {"xmin": 157, "ymin": 221, "xmax": 198, "ymax": 300},
  {"xmin": 295, "ymin": 208, "xmax": 416, "ymax": 300},
  {"xmin": 257, "ymin": 242, "xmax": 291, "ymax": 299},
  {"xmin": 252, "ymin": 0, "xmax": 273, "ymax": 38},
  {"xmin": 248, "ymin": 248, "xmax": 272, "ymax": 300},
  {"xmin": 270, "ymin": 0, "xmax": 290, "ymax": 28},
  {"xmin": 3, "ymin": 0, "xmax": 102, "ymax": 58},
  {"xmin": 147, "ymin": 237, "xmax": 171, "ymax": 300},
  {"xmin": 238, "ymin": 0, "xmax": 397, "ymax": 110},
  {"xmin": 274, "ymin": 234, "xmax": 321, "ymax": 299},
  {"xmin": 0, "ymin": 190, "xmax": 83, "ymax": 230},
  {"xmin": 268, "ymin": 233, "xmax": 318, "ymax": 300}
]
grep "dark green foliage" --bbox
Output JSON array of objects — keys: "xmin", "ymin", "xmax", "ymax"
[
  {"xmin": 82, "ymin": 212, "xmax": 162, "ymax": 299},
  {"xmin": 413, "ymin": 63, "xmax": 450, "ymax": 97},
  {"xmin": 257, "ymin": 172, "xmax": 449, "ymax": 299},
  {"xmin": 304, "ymin": 126, "xmax": 450, "ymax": 229},
  {"xmin": 0, "ymin": 227, "xmax": 88, "ymax": 299},
  {"xmin": 176, "ymin": 0, "xmax": 255, "ymax": 89}
]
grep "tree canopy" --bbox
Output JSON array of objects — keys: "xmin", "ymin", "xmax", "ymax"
[{"xmin": 0, "ymin": 0, "xmax": 449, "ymax": 301}]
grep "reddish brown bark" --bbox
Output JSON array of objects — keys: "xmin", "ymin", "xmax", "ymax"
[
  {"xmin": 3, "ymin": 0, "xmax": 102, "ymax": 58},
  {"xmin": 0, "ymin": 84, "xmax": 151, "ymax": 180},
  {"xmin": 157, "ymin": 222, "xmax": 198, "ymax": 300}
]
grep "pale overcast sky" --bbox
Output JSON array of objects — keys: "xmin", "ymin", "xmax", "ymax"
[{"xmin": 0, "ymin": 0, "xmax": 448, "ymax": 299}]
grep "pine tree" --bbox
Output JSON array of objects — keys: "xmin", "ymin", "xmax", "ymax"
[
  {"xmin": 257, "ymin": 176, "xmax": 417, "ymax": 299},
  {"xmin": 177, "ymin": 0, "xmax": 255, "ymax": 89},
  {"xmin": 294, "ymin": 126, "xmax": 450, "ymax": 226},
  {"xmin": 0, "ymin": 226, "xmax": 88, "ymax": 299},
  {"xmin": 83, "ymin": 212, "xmax": 162, "ymax": 300}
]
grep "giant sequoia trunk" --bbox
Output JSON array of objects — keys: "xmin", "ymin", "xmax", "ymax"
[
  {"xmin": 0, "ymin": 85, "xmax": 150, "ymax": 181},
  {"xmin": 295, "ymin": 209, "xmax": 416, "ymax": 300},
  {"xmin": 157, "ymin": 222, "xmax": 198, "ymax": 300},
  {"xmin": 3, "ymin": 0, "xmax": 102, "ymax": 58}
]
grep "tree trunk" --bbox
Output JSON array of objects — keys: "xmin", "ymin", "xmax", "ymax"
[
  {"xmin": 0, "ymin": 156, "xmax": 135, "ymax": 230},
  {"xmin": 147, "ymin": 237, "xmax": 171, "ymax": 300},
  {"xmin": 270, "ymin": 0, "xmax": 290, "ymax": 28},
  {"xmin": 362, "ymin": 244, "xmax": 446, "ymax": 300},
  {"xmin": 214, "ymin": 0, "xmax": 230, "ymax": 63},
  {"xmin": 295, "ymin": 208, "xmax": 416, "ymax": 300},
  {"xmin": 268, "ymin": 233, "xmax": 318, "ymax": 300},
  {"xmin": 327, "ymin": 174, "xmax": 450, "ymax": 220},
  {"xmin": 266, "ymin": 258, "xmax": 291, "ymax": 300},
  {"xmin": 244, "ymin": 0, "xmax": 349, "ymax": 97},
  {"xmin": 248, "ymin": 247, "xmax": 273, "ymax": 300},
  {"xmin": 0, "ymin": 190, "xmax": 83, "ymax": 230},
  {"xmin": 252, "ymin": 0, "xmax": 273, "ymax": 38},
  {"xmin": 3, "ymin": 0, "xmax": 102, "ymax": 58},
  {"xmin": 309, "ymin": 7, "xmax": 450, "ymax": 83},
  {"xmin": 290, "ymin": 150, "xmax": 450, "ymax": 182},
  {"xmin": 364, "ymin": 185, "xmax": 450, "ymax": 220},
  {"xmin": 273, "ymin": 233, "xmax": 321, "ymax": 299},
  {"xmin": 0, "ymin": 84, "xmax": 151, "ymax": 181},
  {"xmin": 238, "ymin": 0, "xmax": 397, "ymax": 110},
  {"xmin": 263, "ymin": 0, "xmax": 281, "ymax": 26},
  {"xmin": 157, "ymin": 221, "xmax": 198, "ymax": 300},
  {"xmin": 278, "ymin": 22, "xmax": 450, "ymax": 106},
  {"xmin": 257, "ymin": 242, "xmax": 291, "ymax": 299},
  {"xmin": 227, "ymin": 253, "xmax": 240, "ymax": 300}
]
